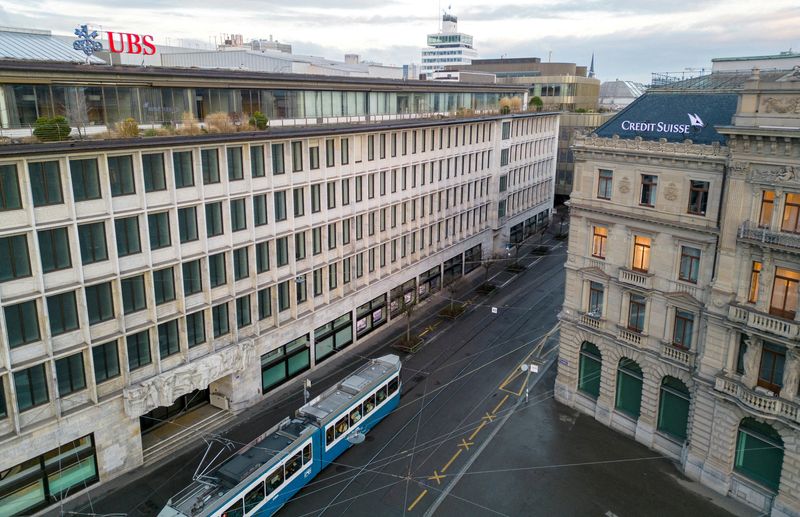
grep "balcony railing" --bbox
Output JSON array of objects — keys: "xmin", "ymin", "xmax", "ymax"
[
  {"xmin": 661, "ymin": 343, "xmax": 694, "ymax": 368},
  {"xmin": 728, "ymin": 304, "xmax": 800, "ymax": 340},
  {"xmin": 738, "ymin": 220, "xmax": 800, "ymax": 251},
  {"xmin": 714, "ymin": 376, "xmax": 799, "ymax": 424},
  {"xmin": 618, "ymin": 268, "xmax": 653, "ymax": 290},
  {"xmin": 618, "ymin": 328, "xmax": 643, "ymax": 346},
  {"xmin": 579, "ymin": 313, "xmax": 604, "ymax": 331}
]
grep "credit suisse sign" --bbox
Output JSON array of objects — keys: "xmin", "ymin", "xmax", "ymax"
[
  {"xmin": 619, "ymin": 113, "xmax": 705, "ymax": 135},
  {"xmin": 73, "ymin": 24, "xmax": 156, "ymax": 57}
]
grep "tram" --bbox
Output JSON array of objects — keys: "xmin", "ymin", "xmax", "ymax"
[{"xmin": 158, "ymin": 354, "xmax": 401, "ymax": 517}]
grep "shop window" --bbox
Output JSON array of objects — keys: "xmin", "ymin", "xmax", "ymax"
[
  {"xmin": 735, "ymin": 418, "xmax": 784, "ymax": 491},
  {"xmin": 615, "ymin": 358, "xmax": 643, "ymax": 419},
  {"xmin": 578, "ymin": 342, "xmax": 601, "ymax": 399},
  {"xmin": 657, "ymin": 377, "xmax": 690, "ymax": 441}
]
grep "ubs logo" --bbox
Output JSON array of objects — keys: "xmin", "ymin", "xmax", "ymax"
[{"xmin": 72, "ymin": 25, "xmax": 157, "ymax": 57}]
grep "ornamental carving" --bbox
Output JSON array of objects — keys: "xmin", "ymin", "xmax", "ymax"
[
  {"xmin": 123, "ymin": 340, "xmax": 256, "ymax": 418},
  {"xmin": 761, "ymin": 96, "xmax": 800, "ymax": 114},
  {"xmin": 618, "ymin": 177, "xmax": 631, "ymax": 194},
  {"xmin": 749, "ymin": 165, "xmax": 797, "ymax": 184},
  {"xmin": 664, "ymin": 182, "xmax": 679, "ymax": 201},
  {"xmin": 578, "ymin": 134, "xmax": 727, "ymax": 158}
]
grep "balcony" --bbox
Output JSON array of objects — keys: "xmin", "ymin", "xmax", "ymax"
[
  {"xmin": 579, "ymin": 312, "xmax": 604, "ymax": 331},
  {"xmin": 714, "ymin": 376, "xmax": 799, "ymax": 425},
  {"xmin": 728, "ymin": 304, "xmax": 800, "ymax": 340},
  {"xmin": 618, "ymin": 268, "xmax": 653, "ymax": 290},
  {"xmin": 738, "ymin": 220, "xmax": 800, "ymax": 252},
  {"xmin": 618, "ymin": 327, "xmax": 643, "ymax": 346},
  {"xmin": 661, "ymin": 343, "xmax": 695, "ymax": 368}
]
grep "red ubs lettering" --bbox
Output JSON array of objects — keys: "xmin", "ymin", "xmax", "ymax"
[{"xmin": 107, "ymin": 32, "xmax": 157, "ymax": 55}]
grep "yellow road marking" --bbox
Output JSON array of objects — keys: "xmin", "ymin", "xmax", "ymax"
[
  {"xmin": 458, "ymin": 438, "xmax": 474, "ymax": 450},
  {"xmin": 481, "ymin": 412, "xmax": 496, "ymax": 423},
  {"xmin": 468, "ymin": 421, "xmax": 486, "ymax": 440},
  {"xmin": 407, "ymin": 489, "xmax": 428, "ymax": 511},
  {"xmin": 492, "ymin": 394, "xmax": 509, "ymax": 414},
  {"xmin": 419, "ymin": 328, "xmax": 431, "ymax": 337},
  {"xmin": 428, "ymin": 470, "xmax": 445, "ymax": 485},
  {"xmin": 441, "ymin": 449, "xmax": 462, "ymax": 473}
]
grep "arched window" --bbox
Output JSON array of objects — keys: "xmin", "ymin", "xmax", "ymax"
[
  {"xmin": 735, "ymin": 418, "xmax": 784, "ymax": 491},
  {"xmin": 657, "ymin": 376, "xmax": 690, "ymax": 441},
  {"xmin": 578, "ymin": 342, "xmax": 602, "ymax": 399},
  {"xmin": 615, "ymin": 358, "xmax": 643, "ymax": 419}
]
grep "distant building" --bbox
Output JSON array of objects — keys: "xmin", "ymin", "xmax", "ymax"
[
  {"xmin": 554, "ymin": 112, "xmax": 613, "ymax": 202},
  {"xmin": 712, "ymin": 50, "xmax": 800, "ymax": 73},
  {"xmin": 420, "ymin": 13, "xmax": 478, "ymax": 78},
  {"xmin": 599, "ymin": 80, "xmax": 647, "ymax": 111}
]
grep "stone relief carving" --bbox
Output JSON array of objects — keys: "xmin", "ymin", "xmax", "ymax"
[
  {"xmin": 123, "ymin": 340, "xmax": 256, "ymax": 418},
  {"xmin": 664, "ymin": 182, "xmax": 679, "ymax": 201},
  {"xmin": 749, "ymin": 165, "xmax": 797, "ymax": 184},
  {"xmin": 782, "ymin": 348, "xmax": 800, "ymax": 399},
  {"xmin": 742, "ymin": 335, "xmax": 761, "ymax": 387},
  {"xmin": 762, "ymin": 96, "xmax": 800, "ymax": 114},
  {"xmin": 578, "ymin": 134, "xmax": 728, "ymax": 158},
  {"xmin": 618, "ymin": 177, "xmax": 631, "ymax": 194}
]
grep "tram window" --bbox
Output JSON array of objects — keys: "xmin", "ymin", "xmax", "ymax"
[
  {"xmin": 376, "ymin": 385, "xmax": 388, "ymax": 404},
  {"xmin": 335, "ymin": 415, "xmax": 349, "ymax": 438},
  {"xmin": 244, "ymin": 483, "xmax": 266, "ymax": 513},
  {"xmin": 350, "ymin": 405, "xmax": 362, "ymax": 424},
  {"xmin": 221, "ymin": 498, "xmax": 244, "ymax": 517},
  {"xmin": 388, "ymin": 377, "xmax": 399, "ymax": 395},
  {"xmin": 266, "ymin": 467, "xmax": 284, "ymax": 495},
  {"xmin": 364, "ymin": 394, "xmax": 376, "ymax": 414},
  {"xmin": 285, "ymin": 451, "xmax": 303, "ymax": 477},
  {"xmin": 326, "ymin": 425, "xmax": 335, "ymax": 446},
  {"xmin": 303, "ymin": 443, "xmax": 312, "ymax": 464}
]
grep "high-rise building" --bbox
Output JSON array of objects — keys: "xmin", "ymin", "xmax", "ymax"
[
  {"xmin": 555, "ymin": 69, "xmax": 800, "ymax": 516},
  {"xmin": 0, "ymin": 60, "xmax": 557, "ymax": 514},
  {"xmin": 420, "ymin": 13, "xmax": 478, "ymax": 78}
]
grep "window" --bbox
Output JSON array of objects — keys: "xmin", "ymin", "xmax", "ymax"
[
  {"xmin": 293, "ymin": 187, "xmax": 305, "ymax": 218},
  {"xmin": 227, "ymin": 147, "xmax": 244, "ymax": 180},
  {"xmin": 770, "ymin": 267, "xmax": 799, "ymax": 319},
  {"xmin": 115, "ymin": 216, "xmax": 141, "ymax": 256},
  {"xmin": 209, "ymin": 252, "xmax": 227, "ymax": 287},
  {"xmin": 312, "ymin": 227, "xmax": 322, "ymax": 255},
  {"xmin": 628, "ymin": 294, "xmax": 646, "ymax": 333},
  {"xmin": 153, "ymin": 267, "xmax": 176, "ymax": 304},
  {"xmin": 254, "ymin": 194, "xmax": 268, "ymax": 226},
  {"xmin": 313, "ymin": 268, "xmax": 323, "ymax": 296},
  {"xmin": 201, "ymin": 148, "xmax": 220, "ymax": 184},
  {"xmin": 48, "ymin": 291, "xmax": 79, "ymax": 335},
  {"xmin": 258, "ymin": 287, "xmax": 272, "ymax": 320},
  {"xmin": 14, "ymin": 364, "xmax": 48, "ymax": 410},
  {"xmin": 30, "ymin": 161, "xmax": 63, "ymax": 206},
  {"xmin": 108, "ymin": 155, "xmax": 135, "ymax": 196},
  {"xmin": 735, "ymin": 418, "xmax": 784, "ymax": 491},
  {"xmin": 678, "ymin": 246, "xmax": 700, "ymax": 283},
  {"xmin": 183, "ymin": 259, "xmax": 202, "ymax": 295},
  {"xmin": 311, "ymin": 184, "xmax": 321, "ymax": 213},
  {"xmin": 212, "ymin": 303, "xmax": 230, "ymax": 337},
  {"xmin": 236, "ymin": 295, "xmax": 251, "ymax": 328},
  {"xmin": 368, "ymin": 135, "xmax": 375, "ymax": 160},
  {"xmin": 0, "ymin": 163, "xmax": 22, "ymax": 210},
  {"xmin": 121, "ymin": 275, "xmax": 146, "ymax": 314},
  {"xmin": 640, "ymin": 174, "xmax": 657, "ymax": 206},
  {"xmin": 687, "ymin": 180, "xmax": 709, "ymax": 215},
  {"xmin": 186, "ymin": 311, "xmax": 206, "ymax": 346},
  {"xmin": 158, "ymin": 319, "xmax": 180, "ymax": 358},
  {"xmin": 78, "ymin": 222, "xmax": 107, "ymax": 264},
  {"xmin": 256, "ymin": 241, "xmax": 270, "ymax": 273},
  {"xmin": 309, "ymin": 146, "xmax": 320, "ymax": 170},
  {"xmin": 326, "ymin": 139, "xmax": 335, "ymax": 167},
  {"xmin": 274, "ymin": 190, "xmax": 287, "ymax": 221},
  {"xmin": 341, "ymin": 138, "xmax": 349, "ymax": 165},
  {"xmin": 38, "ymin": 227, "xmax": 71, "ymax": 272},
  {"xmin": 327, "ymin": 224, "xmax": 336, "ymax": 250},
  {"xmin": 85, "ymin": 282, "xmax": 114, "ymax": 324},
  {"xmin": 296, "ymin": 275, "xmax": 307, "ymax": 304},
  {"xmin": 781, "ymin": 192, "xmax": 800, "ymax": 233},
  {"xmin": 230, "ymin": 198, "xmax": 247, "ymax": 231},
  {"xmin": 329, "ymin": 263, "xmax": 337, "ymax": 290},
  {"xmin": 206, "ymin": 202, "xmax": 224, "ymax": 237},
  {"xmin": 631, "ymin": 235, "xmax": 651, "ymax": 272},
  {"xmin": 276, "ymin": 237, "xmax": 289, "ymax": 267},
  {"xmin": 748, "ymin": 261, "xmax": 762, "ymax": 303},
  {"xmin": 0, "ymin": 234, "xmax": 31, "ymax": 281},
  {"xmin": 591, "ymin": 226, "xmax": 607, "ymax": 259},
  {"xmin": 588, "ymin": 282, "xmax": 604, "ymax": 317},
  {"xmin": 92, "ymin": 341, "xmax": 120, "ymax": 382},
  {"xmin": 56, "ymin": 352, "xmax": 85, "ymax": 396},
  {"xmin": 673, "ymin": 310, "xmax": 694, "ymax": 349},
  {"xmin": 657, "ymin": 377, "xmax": 690, "ymax": 441},
  {"xmin": 271, "ymin": 143, "xmax": 285, "ymax": 174},
  {"xmin": 148, "ymin": 212, "xmax": 171, "ymax": 249},
  {"xmin": 502, "ymin": 121, "xmax": 511, "ymax": 140},
  {"xmin": 615, "ymin": 358, "xmax": 643, "ymax": 419},
  {"xmin": 178, "ymin": 206, "xmax": 199, "ymax": 243},
  {"xmin": 234, "ymin": 247, "xmax": 249, "ymax": 280},
  {"xmin": 142, "ymin": 153, "xmax": 166, "ymax": 192},
  {"xmin": 295, "ymin": 232, "xmax": 306, "ymax": 261},
  {"xmin": 69, "ymin": 158, "xmax": 100, "ymax": 202},
  {"xmin": 5, "ymin": 300, "xmax": 40, "ymax": 347},
  {"xmin": 327, "ymin": 182, "xmax": 336, "ymax": 209},
  {"xmin": 244, "ymin": 482, "xmax": 265, "ymax": 514},
  {"xmin": 173, "ymin": 151, "xmax": 194, "ymax": 188},
  {"xmin": 578, "ymin": 342, "xmax": 601, "ymax": 398},
  {"xmin": 251, "ymin": 145, "xmax": 265, "ymax": 177},
  {"xmin": 292, "ymin": 141, "xmax": 303, "ymax": 171},
  {"xmin": 597, "ymin": 169, "xmax": 613, "ymax": 199},
  {"xmin": 759, "ymin": 190, "xmax": 775, "ymax": 228},
  {"xmin": 278, "ymin": 281, "xmax": 290, "ymax": 311},
  {"xmin": 127, "ymin": 330, "xmax": 151, "ymax": 370},
  {"xmin": 757, "ymin": 341, "xmax": 786, "ymax": 393},
  {"xmin": 341, "ymin": 178, "xmax": 350, "ymax": 205}
]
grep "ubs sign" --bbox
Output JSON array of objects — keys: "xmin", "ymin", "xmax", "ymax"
[
  {"xmin": 73, "ymin": 24, "xmax": 156, "ymax": 57},
  {"xmin": 619, "ymin": 113, "xmax": 705, "ymax": 135}
]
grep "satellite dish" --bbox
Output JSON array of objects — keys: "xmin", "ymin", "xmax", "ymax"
[{"xmin": 347, "ymin": 430, "xmax": 365, "ymax": 445}]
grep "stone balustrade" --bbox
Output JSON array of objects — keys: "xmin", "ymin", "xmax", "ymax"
[
  {"xmin": 738, "ymin": 220, "xmax": 800, "ymax": 251},
  {"xmin": 661, "ymin": 342, "xmax": 695, "ymax": 368},
  {"xmin": 618, "ymin": 327, "xmax": 643, "ymax": 346},
  {"xmin": 728, "ymin": 304, "xmax": 800, "ymax": 340},
  {"xmin": 618, "ymin": 268, "xmax": 653, "ymax": 290},
  {"xmin": 714, "ymin": 376, "xmax": 800, "ymax": 424}
]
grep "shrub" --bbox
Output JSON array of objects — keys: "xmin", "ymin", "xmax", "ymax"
[
  {"xmin": 528, "ymin": 96, "xmax": 543, "ymax": 111},
  {"xmin": 115, "ymin": 118, "xmax": 140, "ymax": 138},
  {"xmin": 177, "ymin": 112, "xmax": 202, "ymax": 136},
  {"xmin": 499, "ymin": 97, "xmax": 512, "ymax": 114},
  {"xmin": 249, "ymin": 111, "xmax": 269, "ymax": 130},
  {"xmin": 510, "ymin": 97, "xmax": 522, "ymax": 112},
  {"xmin": 205, "ymin": 112, "xmax": 236, "ymax": 133},
  {"xmin": 33, "ymin": 116, "xmax": 72, "ymax": 142},
  {"xmin": 143, "ymin": 128, "xmax": 159, "ymax": 137}
]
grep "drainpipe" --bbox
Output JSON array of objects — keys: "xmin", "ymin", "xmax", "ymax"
[{"xmin": 711, "ymin": 163, "xmax": 728, "ymax": 281}]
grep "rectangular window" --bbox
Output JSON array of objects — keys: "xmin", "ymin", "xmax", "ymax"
[
  {"xmin": 592, "ymin": 226, "xmax": 607, "ymax": 259},
  {"xmin": 341, "ymin": 138, "xmax": 349, "ymax": 165},
  {"xmin": 182, "ymin": 259, "xmax": 202, "ymax": 295},
  {"xmin": 254, "ymin": 194, "xmax": 268, "ymax": 226},
  {"xmin": 274, "ymin": 190, "xmax": 287, "ymax": 221},
  {"xmin": 212, "ymin": 303, "xmax": 230, "ymax": 337},
  {"xmin": 209, "ymin": 252, "xmax": 227, "ymax": 287},
  {"xmin": 687, "ymin": 180, "xmax": 709, "ymax": 215},
  {"xmin": 78, "ymin": 222, "xmax": 107, "ymax": 264},
  {"xmin": 173, "ymin": 151, "xmax": 194, "ymax": 188},
  {"xmin": 30, "ymin": 161, "xmax": 63, "ymax": 206},
  {"xmin": 380, "ymin": 133, "xmax": 386, "ymax": 159},
  {"xmin": 329, "ymin": 263, "xmax": 338, "ymax": 290},
  {"xmin": 85, "ymin": 282, "xmax": 114, "ymax": 324},
  {"xmin": 127, "ymin": 330, "xmax": 152, "ymax": 370},
  {"xmin": 588, "ymin": 281, "xmax": 604, "ymax": 317},
  {"xmin": 256, "ymin": 241, "xmax": 270, "ymax": 273},
  {"xmin": 326, "ymin": 139, "xmax": 335, "ymax": 167},
  {"xmin": 178, "ymin": 206, "xmax": 199, "ymax": 243},
  {"xmin": 311, "ymin": 184, "xmax": 321, "ymax": 213},
  {"xmin": 356, "ymin": 176, "xmax": 363, "ymax": 202},
  {"xmin": 368, "ymin": 135, "xmax": 375, "ymax": 160},
  {"xmin": 628, "ymin": 294, "xmax": 646, "ymax": 333},
  {"xmin": 278, "ymin": 280, "xmax": 290, "ymax": 312},
  {"xmin": 142, "ymin": 153, "xmax": 166, "ymax": 192},
  {"xmin": 70, "ymin": 158, "xmax": 100, "ymax": 201},
  {"xmin": 312, "ymin": 227, "xmax": 322, "ymax": 255},
  {"xmin": 781, "ymin": 192, "xmax": 800, "ymax": 233},
  {"xmin": 47, "ymin": 291, "xmax": 79, "ymax": 335},
  {"xmin": 309, "ymin": 146, "xmax": 320, "ymax": 170},
  {"xmin": 230, "ymin": 198, "xmax": 247, "ymax": 232},
  {"xmin": 227, "ymin": 147, "xmax": 244, "ymax": 181},
  {"xmin": 115, "ymin": 216, "xmax": 141, "ymax": 256},
  {"xmin": 5, "ymin": 300, "xmax": 40, "ymax": 347},
  {"xmin": 92, "ymin": 341, "xmax": 120, "ymax": 382},
  {"xmin": 759, "ymin": 190, "xmax": 775, "ymax": 228},
  {"xmin": 201, "ymin": 148, "xmax": 220, "ymax": 184},
  {"xmin": 0, "ymin": 163, "xmax": 22, "ymax": 210},
  {"xmin": 108, "ymin": 155, "xmax": 135, "ymax": 196},
  {"xmin": 673, "ymin": 310, "xmax": 694, "ymax": 349},
  {"xmin": 205, "ymin": 202, "xmax": 224, "ymax": 237},
  {"xmin": 313, "ymin": 268, "xmax": 323, "ymax": 296},
  {"xmin": 632, "ymin": 236, "xmax": 651, "ymax": 272},
  {"xmin": 56, "ymin": 352, "xmax": 86, "ymax": 396},
  {"xmin": 748, "ymin": 261, "xmax": 762, "ymax": 303},
  {"xmin": 679, "ymin": 246, "xmax": 701, "ymax": 283},
  {"xmin": 500, "ymin": 148, "xmax": 509, "ymax": 166},
  {"xmin": 295, "ymin": 232, "xmax": 306, "ymax": 261},
  {"xmin": 502, "ymin": 121, "xmax": 511, "ymax": 140},
  {"xmin": 234, "ymin": 247, "xmax": 249, "ymax": 280},
  {"xmin": 236, "ymin": 295, "xmax": 252, "ymax": 329},
  {"xmin": 296, "ymin": 274, "xmax": 307, "ymax": 304},
  {"xmin": 327, "ymin": 223, "xmax": 336, "ymax": 249},
  {"xmin": 292, "ymin": 141, "xmax": 303, "ymax": 172},
  {"xmin": 14, "ymin": 364, "xmax": 48, "ymax": 410},
  {"xmin": 38, "ymin": 227, "xmax": 71, "ymax": 272},
  {"xmin": 597, "ymin": 169, "xmax": 613, "ymax": 200},
  {"xmin": 158, "ymin": 319, "xmax": 180, "ymax": 358},
  {"xmin": 758, "ymin": 342, "xmax": 786, "ymax": 393},
  {"xmin": 258, "ymin": 287, "xmax": 272, "ymax": 320},
  {"xmin": 153, "ymin": 267, "xmax": 176, "ymax": 305},
  {"xmin": 272, "ymin": 143, "xmax": 285, "ymax": 174},
  {"xmin": 276, "ymin": 237, "xmax": 289, "ymax": 267},
  {"xmin": 770, "ymin": 267, "xmax": 799, "ymax": 319},
  {"xmin": 251, "ymin": 145, "xmax": 265, "ymax": 177},
  {"xmin": 186, "ymin": 311, "xmax": 206, "ymax": 347},
  {"xmin": 293, "ymin": 187, "xmax": 305, "ymax": 218},
  {"xmin": 327, "ymin": 182, "xmax": 336, "ymax": 209},
  {"xmin": 640, "ymin": 174, "xmax": 657, "ymax": 206},
  {"xmin": 121, "ymin": 275, "xmax": 146, "ymax": 314},
  {"xmin": 342, "ymin": 178, "xmax": 350, "ymax": 205}
]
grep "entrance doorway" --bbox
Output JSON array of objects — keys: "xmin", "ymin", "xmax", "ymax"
[{"xmin": 140, "ymin": 388, "xmax": 210, "ymax": 434}]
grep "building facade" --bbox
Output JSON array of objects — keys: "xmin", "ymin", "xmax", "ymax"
[
  {"xmin": 420, "ymin": 13, "xmax": 478, "ymax": 78},
  {"xmin": 0, "ymin": 63, "xmax": 557, "ymax": 515},
  {"xmin": 554, "ymin": 112, "xmax": 613, "ymax": 202},
  {"xmin": 555, "ymin": 71, "xmax": 800, "ymax": 516}
]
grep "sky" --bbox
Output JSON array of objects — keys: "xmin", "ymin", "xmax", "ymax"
[{"xmin": 1, "ymin": 0, "xmax": 800, "ymax": 83}]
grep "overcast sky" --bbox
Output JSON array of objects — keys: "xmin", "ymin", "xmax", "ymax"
[{"xmin": 2, "ymin": 0, "xmax": 799, "ymax": 83}]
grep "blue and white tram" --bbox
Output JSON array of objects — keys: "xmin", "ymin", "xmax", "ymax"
[{"xmin": 158, "ymin": 354, "xmax": 401, "ymax": 517}]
